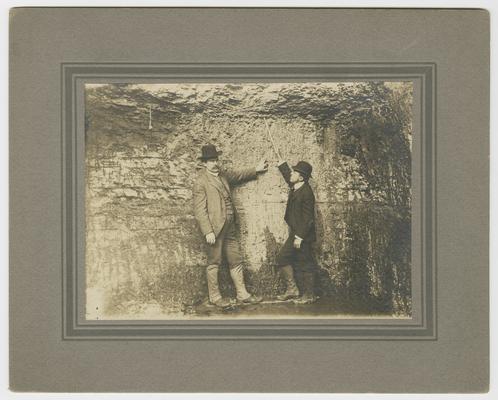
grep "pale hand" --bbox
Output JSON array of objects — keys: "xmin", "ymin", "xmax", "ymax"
[
  {"xmin": 293, "ymin": 237, "xmax": 302, "ymax": 249},
  {"xmin": 206, "ymin": 232, "xmax": 216, "ymax": 245},
  {"xmin": 255, "ymin": 158, "xmax": 269, "ymax": 173}
]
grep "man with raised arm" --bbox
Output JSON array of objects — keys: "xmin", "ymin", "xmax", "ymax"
[
  {"xmin": 275, "ymin": 158, "xmax": 318, "ymax": 304},
  {"xmin": 193, "ymin": 144, "xmax": 268, "ymax": 308}
]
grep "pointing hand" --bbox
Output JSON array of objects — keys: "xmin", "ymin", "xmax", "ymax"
[{"xmin": 256, "ymin": 158, "xmax": 269, "ymax": 173}]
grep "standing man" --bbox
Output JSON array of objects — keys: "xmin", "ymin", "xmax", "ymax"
[
  {"xmin": 275, "ymin": 158, "xmax": 318, "ymax": 304},
  {"xmin": 193, "ymin": 144, "xmax": 268, "ymax": 307}
]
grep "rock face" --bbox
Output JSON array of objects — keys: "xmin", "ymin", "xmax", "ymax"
[{"xmin": 85, "ymin": 82, "xmax": 412, "ymax": 319}]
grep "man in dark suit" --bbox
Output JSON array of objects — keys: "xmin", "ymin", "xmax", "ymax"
[
  {"xmin": 193, "ymin": 144, "xmax": 268, "ymax": 307},
  {"xmin": 275, "ymin": 159, "xmax": 318, "ymax": 304}
]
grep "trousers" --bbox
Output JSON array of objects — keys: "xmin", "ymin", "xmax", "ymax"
[
  {"xmin": 275, "ymin": 233, "xmax": 317, "ymax": 273},
  {"xmin": 205, "ymin": 218, "xmax": 243, "ymax": 268}
]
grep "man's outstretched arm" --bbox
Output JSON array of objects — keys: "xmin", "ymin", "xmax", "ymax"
[
  {"xmin": 224, "ymin": 158, "xmax": 268, "ymax": 185},
  {"xmin": 277, "ymin": 160, "xmax": 292, "ymax": 187}
]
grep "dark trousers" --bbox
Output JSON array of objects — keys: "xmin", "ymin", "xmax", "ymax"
[{"xmin": 275, "ymin": 234, "xmax": 317, "ymax": 273}]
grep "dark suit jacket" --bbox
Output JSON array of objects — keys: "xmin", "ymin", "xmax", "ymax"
[
  {"xmin": 278, "ymin": 162, "xmax": 316, "ymax": 242},
  {"xmin": 193, "ymin": 167, "xmax": 257, "ymax": 237}
]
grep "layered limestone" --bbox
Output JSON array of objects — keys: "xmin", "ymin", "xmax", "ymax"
[{"xmin": 85, "ymin": 82, "xmax": 412, "ymax": 318}]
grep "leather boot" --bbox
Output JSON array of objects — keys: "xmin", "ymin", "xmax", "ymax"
[
  {"xmin": 294, "ymin": 271, "xmax": 317, "ymax": 304},
  {"xmin": 276, "ymin": 265, "xmax": 300, "ymax": 301},
  {"xmin": 230, "ymin": 264, "xmax": 262, "ymax": 304},
  {"xmin": 206, "ymin": 264, "xmax": 231, "ymax": 307}
]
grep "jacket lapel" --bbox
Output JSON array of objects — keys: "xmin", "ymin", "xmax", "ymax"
[
  {"xmin": 287, "ymin": 183, "xmax": 305, "ymax": 210},
  {"xmin": 205, "ymin": 170, "xmax": 228, "ymax": 194}
]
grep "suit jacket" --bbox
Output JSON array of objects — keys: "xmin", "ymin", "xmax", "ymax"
[
  {"xmin": 278, "ymin": 162, "xmax": 316, "ymax": 242},
  {"xmin": 193, "ymin": 167, "xmax": 257, "ymax": 237}
]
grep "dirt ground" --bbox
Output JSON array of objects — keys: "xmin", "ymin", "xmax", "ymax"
[{"xmin": 184, "ymin": 296, "xmax": 405, "ymax": 319}]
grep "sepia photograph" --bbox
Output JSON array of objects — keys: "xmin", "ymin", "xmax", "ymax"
[
  {"xmin": 84, "ymin": 81, "xmax": 413, "ymax": 320},
  {"xmin": 9, "ymin": 5, "xmax": 491, "ymax": 394}
]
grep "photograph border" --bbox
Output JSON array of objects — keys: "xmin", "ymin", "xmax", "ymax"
[
  {"xmin": 10, "ymin": 8, "xmax": 489, "ymax": 392},
  {"xmin": 62, "ymin": 62, "xmax": 436, "ymax": 340}
]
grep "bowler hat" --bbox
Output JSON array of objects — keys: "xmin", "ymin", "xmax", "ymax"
[
  {"xmin": 198, "ymin": 144, "xmax": 222, "ymax": 160},
  {"xmin": 292, "ymin": 161, "xmax": 313, "ymax": 179}
]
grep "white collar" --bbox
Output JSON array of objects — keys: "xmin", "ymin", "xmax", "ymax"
[
  {"xmin": 293, "ymin": 181, "xmax": 305, "ymax": 191},
  {"xmin": 206, "ymin": 169, "xmax": 220, "ymax": 177}
]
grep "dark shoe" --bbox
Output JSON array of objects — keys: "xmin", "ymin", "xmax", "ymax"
[
  {"xmin": 209, "ymin": 298, "xmax": 232, "ymax": 308},
  {"xmin": 239, "ymin": 294, "xmax": 263, "ymax": 304},
  {"xmin": 293, "ymin": 272, "xmax": 317, "ymax": 304},
  {"xmin": 293, "ymin": 294, "xmax": 318, "ymax": 305},
  {"xmin": 276, "ymin": 288, "xmax": 300, "ymax": 301}
]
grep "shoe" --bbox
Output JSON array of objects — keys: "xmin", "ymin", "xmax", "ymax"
[
  {"xmin": 209, "ymin": 297, "xmax": 232, "ymax": 308},
  {"xmin": 292, "ymin": 272, "xmax": 317, "ymax": 304},
  {"xmin": 276, "ymin": 289, "xmax": 300, "ymax": 301},
  {"xmin": 239, "ymin": 294, "xmax": 263, "ymax": 304},
  {"xmin": 293, "ymin": 294, "xmax": 318, "ymax": 305}
]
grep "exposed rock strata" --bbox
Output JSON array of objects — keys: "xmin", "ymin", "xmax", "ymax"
[{"xmin": 85, "ymin": 82, "xmax": 412, "ymax": 318}]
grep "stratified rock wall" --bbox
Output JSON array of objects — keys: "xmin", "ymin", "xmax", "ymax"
[{"xmin": 85, "ymin": 82, "xmax": 412, "ymax": 318}]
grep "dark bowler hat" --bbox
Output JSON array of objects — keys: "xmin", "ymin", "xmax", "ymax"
[
  {"xmin": 293, "ymin": 161, "xmax": 313, "ymax": 179},
  {"xmin": 198, "ymin": 144, "xmax": 222, "ymax": 160}
]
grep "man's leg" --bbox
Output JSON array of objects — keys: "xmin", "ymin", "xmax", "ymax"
[
  {"xmin": 275, "ymin": 236, "xmax": 300, "ymax": 300},
  {"xmin": 293, "ymin": 242, "xmax": 318, "ymax": 304},
  {"xmin": 229, "ymin": 263, "xmax": 251, "ymax": 301},
  {"xmin": 224, "ymin": 222, "xmax": 262, "ymax": 304},
  {"xmin": 295, "ymin": 271, "xmax": 316, "ymax": 304},
  {"xmin": 276, "ymin": 265, "xmax": 300, "ymax": 301},
  {"xmin": 205, "ymin": 227, "xmax": 231, "ymax": 307},
  {"xmin": 206, "ymin": 264, "xmax": 229, "ymax": 306}
]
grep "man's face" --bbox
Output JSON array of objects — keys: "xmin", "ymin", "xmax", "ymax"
[
  {"xmin": 290, "ymin": 169, "xmax": 303, "ymax": 184},
  {"xmin": 204, "ymin": 158, "xmax": 220, "ymax": 173}
]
